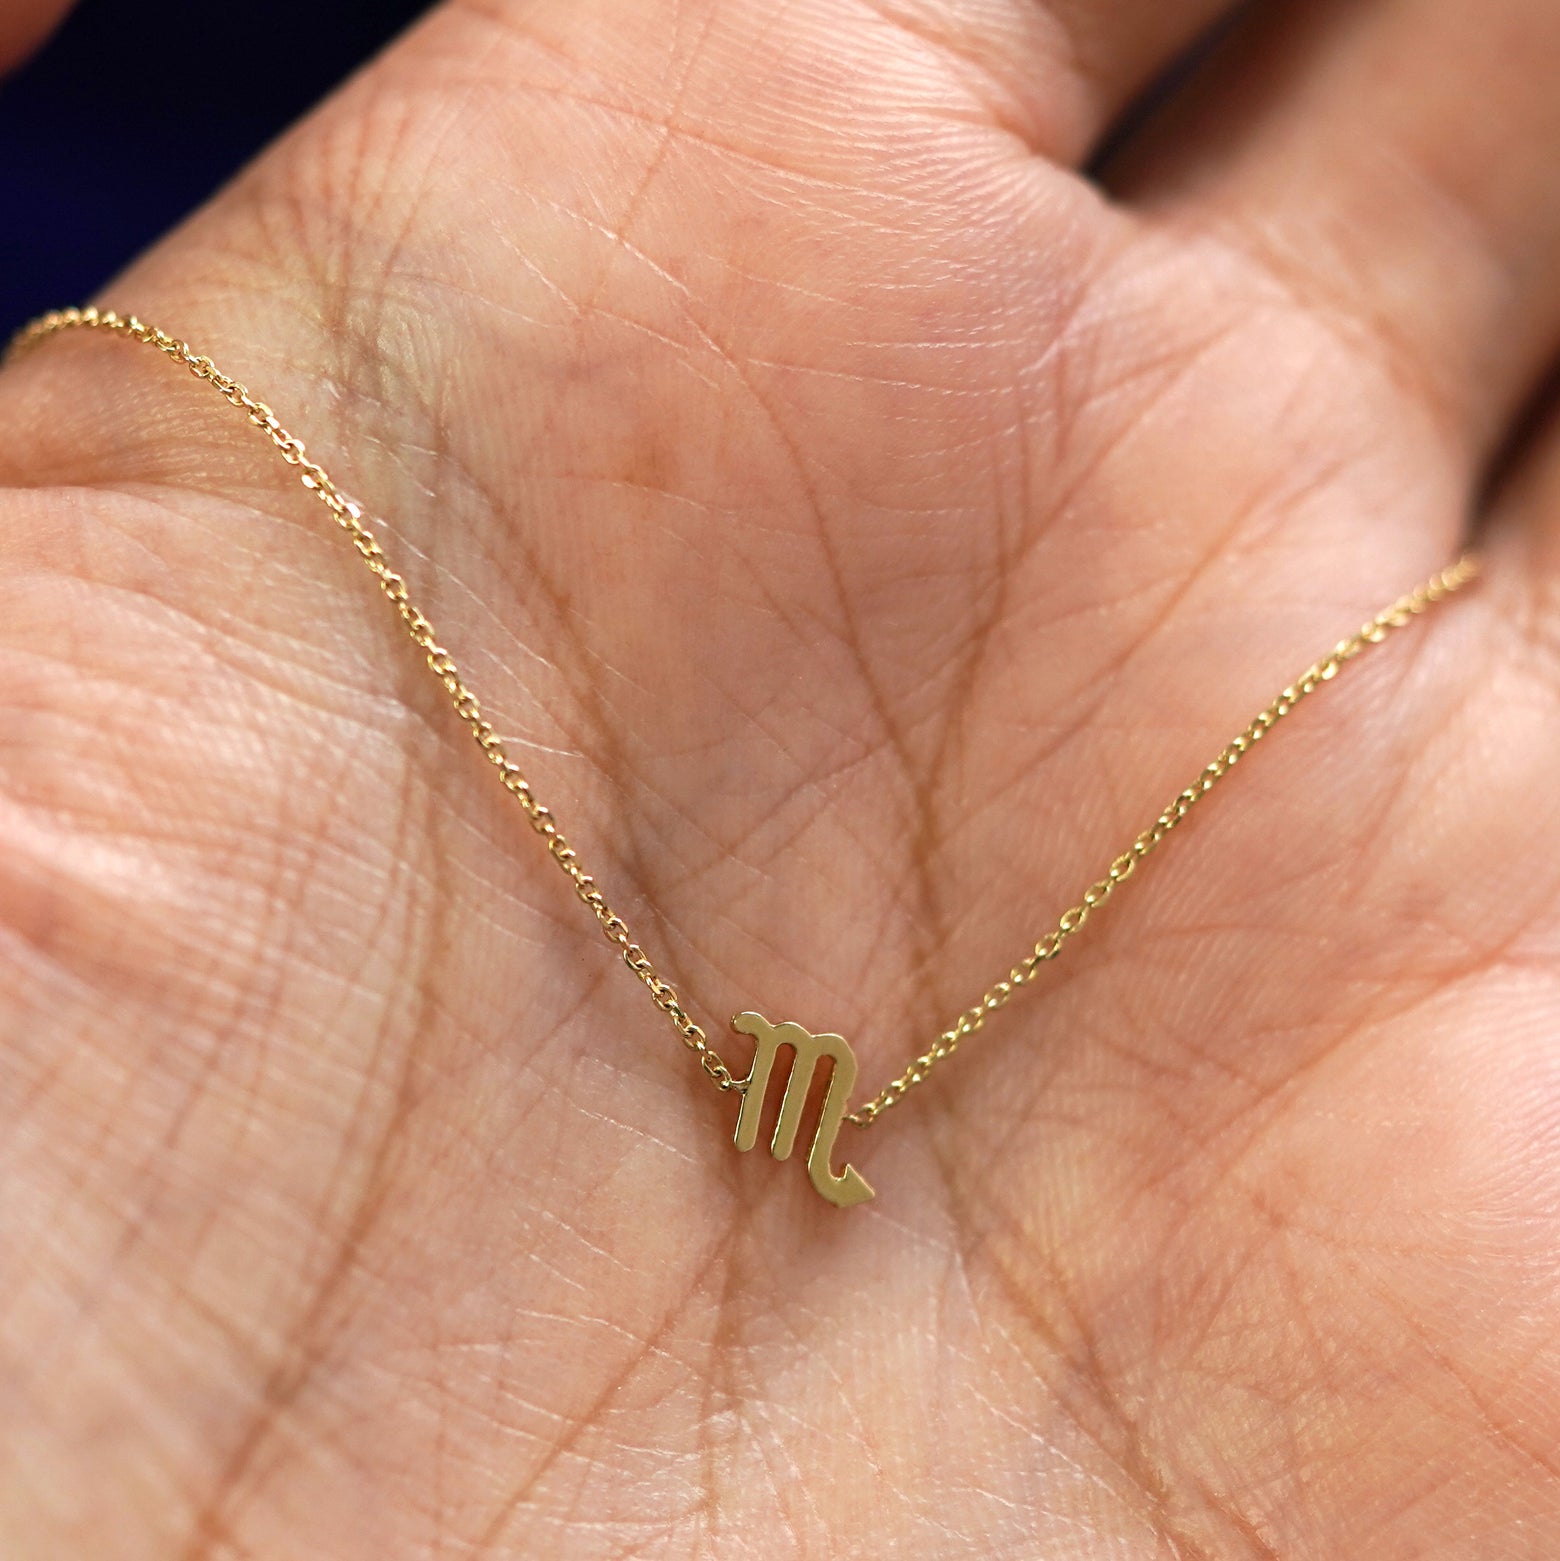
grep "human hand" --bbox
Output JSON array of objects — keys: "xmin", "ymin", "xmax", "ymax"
[{"xmin": 4, "ymin": 1, "xmax": 1560, "ymax": 1555}]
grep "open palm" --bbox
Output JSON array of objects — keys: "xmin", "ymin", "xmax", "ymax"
[{"xmin": 5, "ymin": 0, "xmax": 1560, "ymax": 1554}]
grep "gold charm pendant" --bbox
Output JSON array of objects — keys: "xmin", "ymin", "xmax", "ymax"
[{"xmin": 731, "ymin": 1013, "xmax": 875, "ymax": 1208}]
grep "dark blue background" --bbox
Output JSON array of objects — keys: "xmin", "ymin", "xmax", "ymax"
[{"xmin": 0, "ymin": 0, "xmax": 430, "ymax": 339}]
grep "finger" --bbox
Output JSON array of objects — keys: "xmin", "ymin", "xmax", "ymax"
[
  {"xmin": 1113, "ymin": 0, "xmax": 1560, "ymax": 457},
  {"xmin": 0, "ymin": 0, "xmax": 74, "ymax": 73},
  {"xmin": 843, "ymin": 0, "xmax": 1247, "ymax": 162}
]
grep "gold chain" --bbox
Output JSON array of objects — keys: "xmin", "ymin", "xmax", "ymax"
[
  {"xmin": 847, "ymin": 551, "xmax": 1478, "ymax": 1123},
  {"xmin": 6, "ymin": 307, "xmax": 1479, "ymax": 1137},
  {"xmin": 7, "ymin": 308, "xmax": 742, "ymax": 1097}
]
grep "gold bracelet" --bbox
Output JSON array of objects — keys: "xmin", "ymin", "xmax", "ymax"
[{"xmin": 6, "ymin": 306, "xmax": 1479, "ymax": 1208}]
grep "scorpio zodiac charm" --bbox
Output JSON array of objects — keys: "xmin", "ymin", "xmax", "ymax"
[{"xmin": 730, "ymin": 1012, "xmax": 875, "ymax": 1208}]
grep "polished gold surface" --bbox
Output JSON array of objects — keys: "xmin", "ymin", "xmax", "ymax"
[
  {"xmin": 731, "ymin": 1013, "xmax": 873, "ymax": 1208},
  {"xmin": 7, "ymin": 306, "xmax": 1480, "ymax": 1207}
]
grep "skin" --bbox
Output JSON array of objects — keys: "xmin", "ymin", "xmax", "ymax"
[
  {"xmin": 3, "ymin": 0, "xmax": 1560, "ymax": 1554},
  {"xmin": 0, "ymin": 0, "xmax": 70, "ymax": 71}
]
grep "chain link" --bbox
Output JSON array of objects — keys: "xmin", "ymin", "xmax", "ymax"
[
  {"xmin": 842, "ymin": 550, "xmax": 1478, "ymax": 1124},
  {"xmin": 6, "ymin": 308, "xmax": 745, "ymax": 1090},
  {"xmin": 6, "ymin": 307, "xmax": 1479, "ymax": 1129}
]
